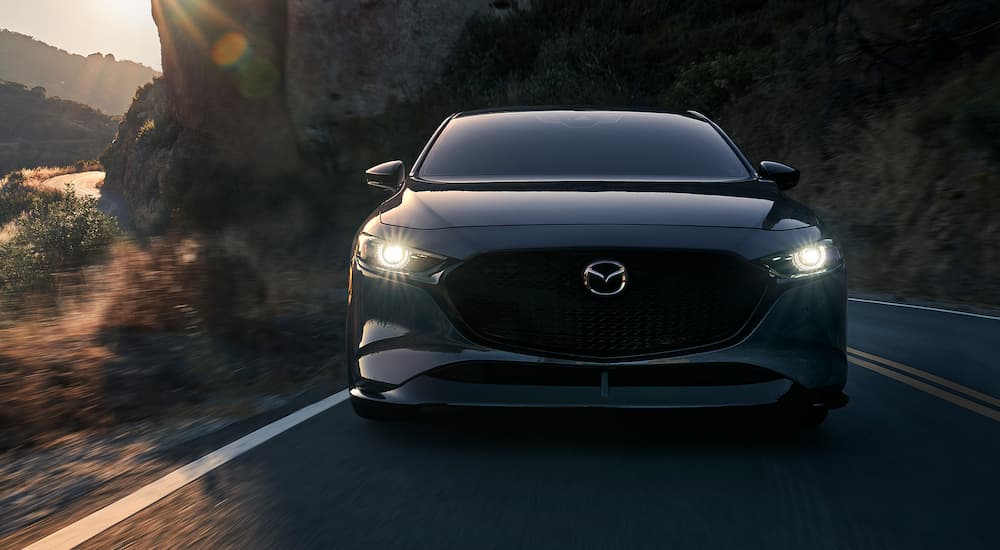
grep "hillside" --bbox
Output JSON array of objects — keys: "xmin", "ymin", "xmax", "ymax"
[
  {"xmin": 0, "ymin": 79, "xmax": 117, "ymax": 174},
  {"xmin": 102, "ymin": 0, "xmax": 1000, "ymax": 305},
  {"xmin": 0, "ymin": 29, "xmax": 159, "ymax": 115}
]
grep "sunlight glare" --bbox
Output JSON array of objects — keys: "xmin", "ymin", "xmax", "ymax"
[{"xmin": 212, "ymin": 32, "xmax": 249, "ymax": 67}]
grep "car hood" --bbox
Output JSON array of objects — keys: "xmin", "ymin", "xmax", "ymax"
[{"xmin": 378, "ymin": 182, "xmax": 818, "ymax": 230}]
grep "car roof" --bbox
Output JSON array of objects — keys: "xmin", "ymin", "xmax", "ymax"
[{"xmin": 453, "ymin": 106, "xmax": 706, "ymax": 120}]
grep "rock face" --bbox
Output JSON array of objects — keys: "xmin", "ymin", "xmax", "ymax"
[
  {"xmin": 105, "ymin": 0, "xmax": 517, "ymax": 230},
  {"xmin": 100, "ymin": 79, "xmax": 174, "ymax": 230},
  {"xmin": 285, "ymin": 0, "xmax": 489, "ymax": 142},
  {"xmin": 151, "ymin": 0, "xmax": 298, "ymax": 171}
]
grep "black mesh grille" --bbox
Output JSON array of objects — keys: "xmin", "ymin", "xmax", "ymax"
[{"xmin": 444, "ymin": 250, "xmax": 770, "ymax": 358}]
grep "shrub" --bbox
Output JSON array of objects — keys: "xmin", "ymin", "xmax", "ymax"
[
  {"xmin": 133, "ymin": 81, "xmax": 155, "ymax": 103},
  {"xmin": 136, "ymin": 118, "xmax": 157, "ymax": 141},
  {"xmin": 519, "ymin": 28, "xmax": 628, "ymax": 105},
  {"xmin": 0, "ymin": 180, "xmax": 41, "ymax": 226},
  {"xmin": 442, "ymin": 12, "xmax": 547, "ymax": 102},
  {"xmin": 73, "ymin": 159, "xmax": 102, "ymax": 172},
  {"xmin": 669, "ymin": 51, "xmax": 766, "ymax": 114},
  {"xmin": 135, "ymin": 113, "xmax": 180, "ymax": 150},
  {"xmin": 0, "ymin": 188, "xmax": 118, "ymax": 294},
  {"xmin": 0, "ymin": 177, "xmax": 61, "ymax": 226}
]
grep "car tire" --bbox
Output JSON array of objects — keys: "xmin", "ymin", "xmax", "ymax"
[{"xmin": 350, "ymin": 396, "xmax": 416, "ymax": 421}]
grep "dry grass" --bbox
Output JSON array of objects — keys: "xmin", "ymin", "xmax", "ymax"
[
  {"xmin": 0, "ymin": 162, "xmax": 101, "ymax": 189},
  {"xmin": 0, "ymin": 220, "xmax": 16, "ymax": 242},
  {"xmin": 0, "ymin": 235, "xmax": 345, "ymax": 450},
  {"xmin": 0, "ymin": 310, "xmax": 116, "ymax": 448},
  {"xmin": 720, "ymin": 64, "xmax": 1000, "ymax": 306},
  {"xmin": 0, "ymin": 242, "xmax": 165, "ymax": 447},
  {"xmin": 798, "ymin": 102, "xmax": 999, "ymax": 303}
]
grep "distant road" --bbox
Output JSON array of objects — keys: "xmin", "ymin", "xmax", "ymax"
[
  {"xmin": 38, "ymin": 170, "xmax": 130, "ymax": 223},
  {"xmin": 38, "ymin": 171, "xmax": 105, "ymax": 200},
  {"xmin": 7, "ymin": 299, "xmax": 998, "ymax": 549}
]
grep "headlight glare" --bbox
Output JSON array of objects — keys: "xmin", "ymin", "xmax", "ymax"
[
  {"xmin": 761, "ymin": 239, "xmax": 841, "ymax": 278},
  {"xmin": 379, "ymin": 244, "xmax": 409, "ymax": 268},
  {"xmin": 355, "ymin": 233, "xmax": 446, "ymax": 278},
  {"xmin": 791, "ymin": 244, "xmax": 827, "ymax": 272}
]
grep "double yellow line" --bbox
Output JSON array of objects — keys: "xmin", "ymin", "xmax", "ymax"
[{"xmin": 847, "ymin": 347, "xmax": 1000, "ymax": 422}]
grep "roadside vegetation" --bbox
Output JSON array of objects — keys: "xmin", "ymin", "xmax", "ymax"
[
  {"xmin": 0, "ymin": 165, "xmax": 344, "ymax": 450},
  {"xmin": 4, "ymin": 0, "xmax": 999, "ymax": 449},
  {"xmin": 0, "ymin": 234, "xmax": 343, "ymax": 450}
]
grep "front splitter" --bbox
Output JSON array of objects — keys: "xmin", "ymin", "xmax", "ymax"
[{"xmin": 351, "ymin": 377, "xmax": 794, "ymax": 409}]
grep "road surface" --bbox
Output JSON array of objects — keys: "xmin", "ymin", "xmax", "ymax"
[
  {"xmin": 11, "ymin": 300, "xmax": 1000, "ymax": 549},
  {"xmin": 38, "ymin": 171, "xmax": 130, "ymax": 224},
  {"xmin": 38, "ymin": 172, "xmax": 105, "ymax": 200}
]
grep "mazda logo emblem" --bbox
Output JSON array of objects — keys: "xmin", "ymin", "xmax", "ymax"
[{"xmin": 582, "ymin": 260, "xmax": 627, "ymax": 296}]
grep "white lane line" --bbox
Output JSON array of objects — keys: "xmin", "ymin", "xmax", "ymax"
[
  {"xmin": 848, "ymin": 297, "xmax": 1000, "ymax": 321},
  {"xmin": 848, "ymin": 356, "xmax": 1000, "ymax": 422},
  {"xmin": 23, "ymin": 389, "xmax": 350, "ymax": 550},
  {"xmin": 848, "ymin": 347, "xmax": 1000, "ymax": 408}
]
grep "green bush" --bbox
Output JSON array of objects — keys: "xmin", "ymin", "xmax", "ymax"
[
  {"xmin": 432, "ymin": 0, "xmax": 830, "ymax": 115},
  {"xmin": 519, "ymin": 28, "xmax": 627, "ymax": 105},
  {"xmin": 0, "ymin": 179, "xmax": 61, "ymax": 226},
  {"xmin": 442, "ymin": 12, "xmax": 548, "ymax": 102},
  {"xmin": 0, "ymin": 188, "xmax": 118, "ymax": 293},
  {"xmin": 0, "ymin": 239, "xmax": 45, "ymax": 292},
  {"xmin": 0, "ymin": 180, "xmax": 38, "ymax": 226},
  {"xmin": 135, "ymin": 113, "xmax": 180, "ymax": 150},
  {"xmin": 669, "ymin": 51, "xmax": 766, "ymax": 114}
]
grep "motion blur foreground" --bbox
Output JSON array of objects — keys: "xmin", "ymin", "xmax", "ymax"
[{"xmin": 346, "ymin": 109, "xmax": 848, "ymax": 425}]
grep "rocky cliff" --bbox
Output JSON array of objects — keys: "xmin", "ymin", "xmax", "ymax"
[
  {"xmin": 285, "ymin": 0, "xmax": 488, "ymax": 144},
  {"xmin": 104, "ymin": 0, "xmax": 512, "ymax": 231}
]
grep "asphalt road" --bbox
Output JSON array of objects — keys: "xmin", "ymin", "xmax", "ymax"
[
  {"xmin": 38, "ymin": 171, "xmax": 131, "ymax": 224},
  {"xmin": 19, "ymin": 300, "xmax": 1000, "ymax": 549}
]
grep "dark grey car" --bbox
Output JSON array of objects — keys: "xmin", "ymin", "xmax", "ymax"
[{"xmin": 347, "ymin": 108, "xmax": 847, "ymax": 426}]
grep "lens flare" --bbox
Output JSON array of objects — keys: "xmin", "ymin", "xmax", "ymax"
[
  {"xmin": 211, "ymin": 32, "xmax": 248, "ymax": 67},
  {"xmin": 380, "ymin": 245, "xmax": 409, "ymax": 268},
  {"xmin": 235, "ymin": 57, "xmax": 280, "ymax": 98},
  {"xmin": 792, "ymin": 245, "xmax": 827, "ymax": 271}
]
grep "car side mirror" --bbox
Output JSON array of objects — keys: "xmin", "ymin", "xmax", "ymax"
[
  {"xmin": 366, "ymin": 160, "xmax": 406, "ymax": 193},
  {"xmin": 758, "ymin": 161, "xmax": 800, "ymax": 190}
]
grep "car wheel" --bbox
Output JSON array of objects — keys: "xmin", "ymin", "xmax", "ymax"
[{"xmin": 350, "ymin": 396, "xmax": 416, "ymax": 421}]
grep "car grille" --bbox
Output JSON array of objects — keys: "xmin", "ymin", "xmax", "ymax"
[{"xmin": 443, "ymin": 250, "xmax": 770, "ymax": 358}]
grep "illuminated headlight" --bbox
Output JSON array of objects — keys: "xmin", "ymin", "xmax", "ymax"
[
  {"xmin": 379, "ymin": 244, "xmax": 409, "ymax": 268},
  {"xmin": 791, "ymin": 244, "xmax": 826, "ymax": 271},
  {"xmin": 761, "ymin": 239, "xmax": 842, "ymax": 278},
  {"xmin": 355, "ymin": 233, "xmax": 446, "ymax": 277}
]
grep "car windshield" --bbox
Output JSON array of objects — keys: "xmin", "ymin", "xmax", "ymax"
[{"xmin": 416, "ymin": 111, "xmax": 752, "ymax": 183}]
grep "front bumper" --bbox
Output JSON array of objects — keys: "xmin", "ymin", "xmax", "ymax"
[{"xmin": 346, "ymin": 261, "xmax": 847, "ymax": 409}]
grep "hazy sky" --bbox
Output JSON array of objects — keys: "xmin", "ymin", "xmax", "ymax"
[{"xmin": 1, "ymin": 0, "xmax": 162, "ymax": 70}]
